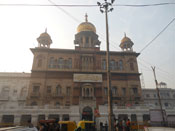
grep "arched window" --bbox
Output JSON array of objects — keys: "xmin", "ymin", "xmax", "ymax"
[
  {"xmin": 86, "ymin": 88, "xmax": 89, "ymax": 97},
  {"xmin": 49, "ymin": 57, "xmax": 54, "ymax": 68},
  {"xmin": 130, "ymin": 62, "xmax": 134, "ymax": 71},
  {"xmin": 58, "ymin": 58, "xmax": 64, "ymax": 69},
  {"xmin": 119, "ymin": 60, "xmax": 123, "ymax": 70},
  {"xmin": 55, "ymin": 102, "xmax": 60, "ymax": 107},
  {"xmin": 68, "ymin": 58, "xmax": 72, "ymax": 69},
  {"xmin": 110, "ymin": 60, "xmax": 115, "ymax": 70},
  {"xmin": 64, "ymin": 59, "xmax": 68, "ymax": 68},
  {"xmin": 37, "ymin": 59, "xmax": 42, "ymax": 68},
  {"xmin": 85, "ymin": 37, "xmax": 89, "ymax": 44},
  {"xmin": 115, "ymin": 62, "xmax": 119, "ymax": 70},
  {"xmin": 112, "ymin": 86, "xmax": 117, "ymax": 95},
  {"xmin": 1, "ymin": 87, "xmax": 9, "ymax": 98},
  {"xmin": 47, "ymin": 86, "xmax": 52, "ymax": 93},
  {"xmin": 20, "ymin": 87, "xmax": 27, "ymax": 97},
  {"xmin": 56, "ymin": 85, "xmax": 61, "ymax": 95},
  {"xmin": 102, "ymin": 59, "xmax": 106, "ymax": 70},
  {"xmin": 132, "ymin": 87, "xmax": 138, "ymax": 94},
  {"xmin": 83, "ymin": 88, "xmax": 85, "ymax": 97},
  {"xmin": 53, "ymin": 59, "xmax": 57, "ymax": 68},
  {"xmin": 90, "ymin": 88, "xmax": 92, "ymax": 97},
  {"xmin": 66, "ymin": 87, "xmax": 70, "ymax": 96},
  {"xmin": 32, "ymin": 85, "xmax": 40, "ymax": 93},
  {"xmin": 81, "ymin": 37, "xmax": 83, "ymax": 43},
  {"xmin": 122, "ymin": 88, "xmax": 126, "ymax": 96},
  {"xmin": 31, "ymin": 101, "xmax": 37, "ymax": 106},
  {"xmin": 104, "ymin": 87, "xmax": 107, "ymax": 96}
]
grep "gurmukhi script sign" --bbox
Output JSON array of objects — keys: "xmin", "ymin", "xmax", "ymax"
[{"xmin": 73, "ymin": 74, "xmax": 102, "ymax": 82}]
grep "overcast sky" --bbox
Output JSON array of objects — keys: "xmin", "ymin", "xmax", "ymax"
[{"xmin": 0, "ymin": 0, "xmax": 174, "ymax": 89}]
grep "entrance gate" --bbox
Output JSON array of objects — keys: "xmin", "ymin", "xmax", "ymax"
[{"xmin": 82, "ymin": 106, "xmax": 93, "ymax": 121}]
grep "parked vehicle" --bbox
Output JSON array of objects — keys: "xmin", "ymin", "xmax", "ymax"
[
  {"xmin": 59, "ymin": 121, "xmax": 77, "ymax": 131},
  {"xmin": 76, "ymin": 120, "xmax": 96, "ymax": 131}
]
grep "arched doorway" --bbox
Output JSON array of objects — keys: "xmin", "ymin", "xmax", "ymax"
[
  {"xmin": 82, "ymin": 106, "xmax": 93, "ymax": 121},
  {"xmin": 118, "ymin": 114, "xmax": 128, "ymax": 121}
]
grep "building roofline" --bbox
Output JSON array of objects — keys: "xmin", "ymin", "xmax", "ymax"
[
  {"xmin": 30, "ymin": 47, "xmax": 140, "ymax": 57},
  {"xmin": 0, "ymin": 72, "xmax": 31, "ymax": 78}
]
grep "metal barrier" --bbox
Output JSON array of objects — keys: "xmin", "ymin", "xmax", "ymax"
[
  {"xmin": 0, "ymin": 123, "xmax": 14, "ymax": 128},
  {"xmin": 130, "ymin": 121, "xmax": 150, "ymax": 130},
  {"xmin": 0, "ymin": 126, "xmax": 25, "ymax": 131}
]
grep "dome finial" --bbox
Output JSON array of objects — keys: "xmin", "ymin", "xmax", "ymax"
[
  {"xmin": 124, "ymin": 32, "xmax": 126, "ymax": 37},
  {"xmin": 45, "ymin": 28, "xmax": 47, "ymax": 33},
  {"xmin": 77, "ymin": 14, "xmax": 96, "ymax": 33},
  {"xmin": 85, "ymin": 13, "xmax": 88, "ymax": 22}
]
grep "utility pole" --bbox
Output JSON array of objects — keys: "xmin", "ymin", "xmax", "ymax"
[
  {"xmin": 97, "ymin": 1, "xmax": 115, "ymax": 131},
  {"xmin": 151, "ymin": 66, "xmax": 166, "ymax": 126}
]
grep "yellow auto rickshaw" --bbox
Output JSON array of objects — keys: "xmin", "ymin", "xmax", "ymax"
[
  {"xmin": 59, "ymin": 121, "xmax": 77, "ymax": 131},
  {"xmin": 76, "ymin": 120, "xmax": 96, "ymax": 131}
]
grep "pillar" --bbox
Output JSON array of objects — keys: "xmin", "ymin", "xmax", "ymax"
[
  {"xmin": 14, "ymin": 114, "xmax": 21, "ymax": 126},
  {"xmin": 31, "ymin": 114, "xmax": 38, "ymax": 126},
  {"xmin": 45, "ymin": 114, "xmax": 49, "ymax": 120},
  {"xmin": 0, "ymin": 114, "xmax": 2, "ymax": 123},
  {"xmin": 137, "ymin": 114, "xmax": 143, "ymax": 122}
]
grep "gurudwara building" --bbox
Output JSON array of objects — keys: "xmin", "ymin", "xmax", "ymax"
[
  {"xmin": 1, "ymin": 15, "xmax": 175, "ymax": 127},
  {"xmin": 26, "ymin": 15, "xmax": 142, "ymax": 121}
]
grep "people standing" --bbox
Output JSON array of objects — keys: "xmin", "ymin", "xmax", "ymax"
[
  {"xmin": 117, "ymin": 121, "xmax": 123, "ymax": 131},
  {"xmin": 122, "ymin": 120, "xmax": 127, "ymax": 131},
  {"xmin": 28, "ymin": 119, "xmax": 34, "ymax": 128},
  {"xmin": 126, "ymin": 119, "xmax": 131, "ymax": 131},
  {"xmin": 104, "ymin": 121, "xmax": 108, "ymax": 131}
]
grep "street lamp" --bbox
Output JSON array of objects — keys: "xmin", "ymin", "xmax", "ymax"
[{"xmin": 97, "ymin": 0, "xmax": 115, "ymax": 131}]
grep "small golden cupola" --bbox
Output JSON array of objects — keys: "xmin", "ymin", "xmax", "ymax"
[
  {"xmin": 120, "ymin": 33, "xmax": 134, "ymax": 51},
  {"xmin": 77, "ymin": 14, "xmax": 96, "ymax": 33},
  {"xmin": 37, "ymin": 29, "xmax": 52, "ymax": 48}
]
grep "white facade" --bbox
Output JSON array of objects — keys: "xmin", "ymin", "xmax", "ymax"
[
  {"xmin": 0, "ymin": 72, "xmax": 30, "ymax": 109},
  {"xmin": 0, "ymin": 72, "xmax": 175, "ymax": 127},
  {"xmin": 142, "ymin": 88, "xmax": 175, "ymax": 109}
]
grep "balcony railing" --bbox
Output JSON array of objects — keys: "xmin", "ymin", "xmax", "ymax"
[
  {"xmin": 80, "ymin": 96, "xmax": 95, "ymax": 100},
  {"xmin": 112, "ymin": 96, "xmax": 122, "ymax": 100},
  {"xmin": 18, "ymin": 96, "xmax": 26, "ymax": 101},
  {"xmin": 0, "ymin": 96, "xmax": 9, "ymax": 101},
  {"xmin": 30, "ymin": 92, "xmax": 40, "ymax": 98},
  {"xmin": 52, "ymin": 93, "xmax": 64, "ymax": 98}
]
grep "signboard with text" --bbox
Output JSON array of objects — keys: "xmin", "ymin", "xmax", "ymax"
[{"xmin": 73, "ymin": 74, "xmax": 102, "ymax": 82}]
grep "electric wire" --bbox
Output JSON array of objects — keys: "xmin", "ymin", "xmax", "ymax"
[
  {"xmin": 138, "ymin": 58, "xmax": 174, "ymax": 77},
  {"xmin": 2, "ymin": 1, "xmax": 173, "ymax": 86},
  {"xmin": 138, "ymin": 61, "xmax": 152, "ymax": 72},
  {"xmin": 138, "ymin": 59, "xmax": 174, "ymax": 87},
  {"xmin": 46, "ymin": 1, "xmax": 175, "ymax": 83},
  {"xmin": 0, "ymin": 3, "xmax": 175, "ymax": 7},
  {"xmin": 50, "ymin": 1, "xmax": 174, "ymax": 80},
  {"xmin": 139, "ymin": 18, "xmax": 175, "ymax": 53},
  {"xmin": 138, "ymin": 59, "xmax": 175, "ymax": 86},
  {"xmin": 48, "ymin": 0, "xmax": 121, "ymax": 51},
  {"xmin": 48, "ymin": 0, "xmax": 81, "ymax": 23}
]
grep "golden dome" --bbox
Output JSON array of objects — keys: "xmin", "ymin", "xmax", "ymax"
[
  {"xmin": 37, "ymin": 29, "xmax": 52, "ymax": 45},
  {"xmin": 121, "ymin": 35, "xmax": 132, "ymax": 44},
  {"xmin": 77, "ymin": 14, "xmax": 96, "ymax": 33},
  {"xmin": 39, "ymin": 31, "xmax": 52, "ymax": 40},
  {"xmin": 120, "ymin": 33, "xmax": 134, "ymax": 50}
]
